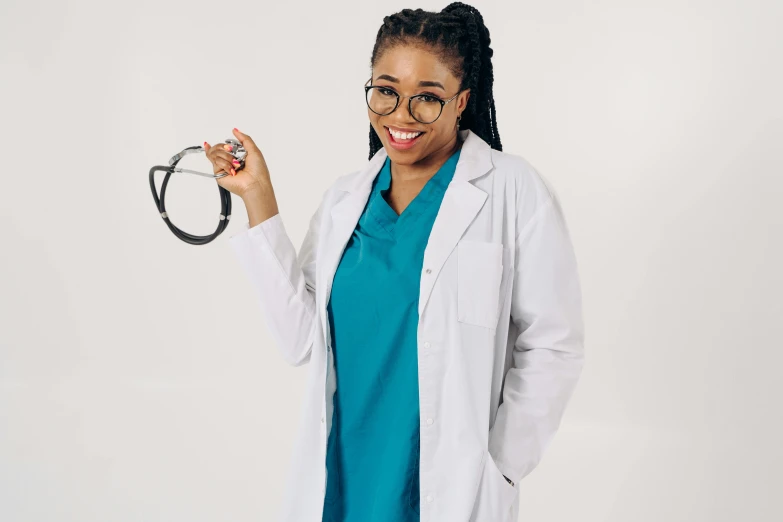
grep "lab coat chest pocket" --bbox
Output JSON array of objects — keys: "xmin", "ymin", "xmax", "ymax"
[{"xmin": 457, "ymin": 239, "xmax": 504, "ymax": 329}]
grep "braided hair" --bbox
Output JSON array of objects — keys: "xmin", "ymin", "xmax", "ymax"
[{"xmin": 367, "ymin": 2, "xmax": 502, "ymax": 160}]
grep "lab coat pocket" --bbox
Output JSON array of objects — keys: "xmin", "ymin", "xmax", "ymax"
[
  {"xmin": 469, "ymin": 449, "xmax": 517, "ymax": 522},
  {"xmin": 457, "ymin": 239, "xmax": 504, "ymax": 329}
]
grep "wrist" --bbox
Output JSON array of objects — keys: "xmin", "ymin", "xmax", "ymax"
[
  {"xmin": 240, "ymin": 180, "xmax": 274, "ymax": 200},
  {"xmin": 241, "ymin": 183, "xmax": 279, "ymax": 228}
]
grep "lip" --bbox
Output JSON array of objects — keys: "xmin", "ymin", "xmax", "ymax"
[{"xmin": 384, "ymin": 126, "xmax": 425, "ymax": 151}]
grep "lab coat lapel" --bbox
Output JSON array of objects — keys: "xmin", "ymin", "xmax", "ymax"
[
  {"xmin": 418, "ymin": 129, "xmax": 494, "ymax": 316},
  {"xmin": 319, "ymin": 129, "xmax": 494, "ymax": 343}
]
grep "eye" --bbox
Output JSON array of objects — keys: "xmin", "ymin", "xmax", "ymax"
[
  {"xmin": 418, "ymin": 94, "xmax": 440, "ymax": 103},
  {"xmin": 377, "ymin": 87, "xmax": 397, "ymax": 96}
]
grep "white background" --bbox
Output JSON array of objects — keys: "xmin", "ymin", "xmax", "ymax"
[{"xmin": 1, "ymin": 0, "xmax": 781, "ymax": 520}]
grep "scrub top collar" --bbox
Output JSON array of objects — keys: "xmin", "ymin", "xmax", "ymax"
[{"xmin": 371, "ymin": 143, "xmax": 463, "ymax": 224}]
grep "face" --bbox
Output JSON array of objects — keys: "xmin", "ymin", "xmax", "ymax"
[{"xmin": 368, "ymin": 44, "xmax": 470, "ymax": 166}]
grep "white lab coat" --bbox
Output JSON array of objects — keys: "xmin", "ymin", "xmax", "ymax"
[{"xmin": 228, "ymin": 128, "xmax": 585, "ymax": 522}]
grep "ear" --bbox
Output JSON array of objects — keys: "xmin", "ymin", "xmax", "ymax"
[{"xmin": 459, "ymin": 88, "xmax": 471, "ymax": 111}]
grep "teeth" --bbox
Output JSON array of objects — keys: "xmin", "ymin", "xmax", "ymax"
[{"xmin": 388, "ymin": 127, "xmax": 422, "ymax": 140}]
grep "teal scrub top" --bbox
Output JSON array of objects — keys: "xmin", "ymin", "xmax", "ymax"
[{"xmin": 321, "ymin": 145, "xmax": 462, "ymax": 522}]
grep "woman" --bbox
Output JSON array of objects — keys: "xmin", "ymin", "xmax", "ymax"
[{"xmin": 206, "ymin": 3, "xmax": 584, "ymax": 522}]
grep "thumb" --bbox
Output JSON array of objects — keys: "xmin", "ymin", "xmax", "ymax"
[{"xmin": 232, "ymin": 127, "xmax": 257, "ymax": 153}]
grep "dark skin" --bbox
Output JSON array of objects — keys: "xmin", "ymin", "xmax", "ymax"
[
  {"xmin": 369, "ymin": 44, "xmax": 470, "ymax": 215},
  {"xmin": 205, "ymin": 45, "xmax": 471, "ymax": 225}
]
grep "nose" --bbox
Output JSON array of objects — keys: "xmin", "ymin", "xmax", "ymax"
[{"xmin": 385, "ymin": 100, "xmax": 419, "ymax": 125}]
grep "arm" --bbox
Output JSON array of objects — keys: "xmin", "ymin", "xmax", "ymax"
[
  {"xmin": 488, "ymin": 191, "xmax": 586, "ymax": 485},
  {"xmin": 228, "ymin": 188, "xmax": 326, "ymax": 367}
]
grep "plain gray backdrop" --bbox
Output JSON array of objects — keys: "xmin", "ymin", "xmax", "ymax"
[{"xmin": 1, "ymin": 0, "xmax": 781, "ymax": 520}]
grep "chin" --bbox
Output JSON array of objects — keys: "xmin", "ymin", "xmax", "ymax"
[{"xmin": 386, "ymin": 147, "xmax": 422, "ymax": 162}]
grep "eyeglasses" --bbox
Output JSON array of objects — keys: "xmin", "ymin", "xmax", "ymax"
[{"xmin": 364, "ymin": 77, "xmax": 463, "ymax": 124}]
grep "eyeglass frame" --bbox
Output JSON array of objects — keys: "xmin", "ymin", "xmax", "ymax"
[{"xmin": 364, "ymin": 77, "xmax": 465, "ymax": 124}]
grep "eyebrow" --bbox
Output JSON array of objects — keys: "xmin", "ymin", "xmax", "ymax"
[{"xmin": 374, "ymin": 74, "xmax": 445, "ymax": 91}]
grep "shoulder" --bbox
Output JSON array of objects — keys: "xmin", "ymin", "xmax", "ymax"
[
  {"xmin": 332, "ymin": 169, "xmax": 361, "ymax": 189},
  {"xmin": 489, "ymin": 149, "xmax": 557, "ymax": 203},
  {"xmin": 317, "ymin": 167, "xmax": 361, "ymax": 199},
  {"xmin": 489, "ymin": 148, "xmax": 561, "ymax": 231}
]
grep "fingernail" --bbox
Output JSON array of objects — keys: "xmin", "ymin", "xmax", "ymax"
[
  {"xmin": 231, "ymin": 168, "xmax": 236, "ymax": 176},
  {"xmin": 232, "ymin": 160, "xmax": 240, "ymax": 165},
  {"xmin": 233, "ymin": 128, "xmax": 239, "ymax": 132}
]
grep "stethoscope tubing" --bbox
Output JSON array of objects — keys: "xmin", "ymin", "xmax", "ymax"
[{"xmin": 149, "ymin": 140, "xmax": 244, "ymax": 245}]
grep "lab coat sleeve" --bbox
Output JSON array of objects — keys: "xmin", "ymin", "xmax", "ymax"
[
  {"xmin": 227, "ymin": 195, "xmax": 325, "ymax": 367},
  {"xmin": 487, "ymin": 191, "xmax": 586, "ymax": 485}
]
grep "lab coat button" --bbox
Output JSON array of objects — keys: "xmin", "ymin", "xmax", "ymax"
[
  {"xmin": 321, "ymin": 416, "xmax": 325, "ymax": 423},
  {"xmin": 426, "ymin": 418, "xmax": 434, "ymax": 425},
  {"xmin": 424, "ymin": 268, "xmax": 431, "ymax": 274},
  {"xmin": 426, "ymin": 494, "xmax": 433, "ymax": 502},
  {"xmin": 423, "ymin": 342, "xmax": 431, "ymax": 349}
]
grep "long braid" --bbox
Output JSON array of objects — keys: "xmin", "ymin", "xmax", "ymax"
[{"xmin": 367, "ymin": 2, "xmax": 502, "ymax": 160}]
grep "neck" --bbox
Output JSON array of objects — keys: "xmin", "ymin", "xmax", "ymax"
[{"xmin": 390, "ymin": 132, "xmax": 463, "ymax": 185}]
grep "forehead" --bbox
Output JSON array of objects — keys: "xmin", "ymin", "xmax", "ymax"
[{"xmin": 373, "ymin": 44, "xmax": 458, "ymax": 88}]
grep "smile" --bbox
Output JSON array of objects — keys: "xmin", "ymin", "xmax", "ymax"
[{"xmin": 385, "ymin": 126, "xmax": 425, "ymax": 150}]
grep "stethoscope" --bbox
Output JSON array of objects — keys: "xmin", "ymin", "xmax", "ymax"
[{"xmin": 148, "ymin": 138, "xmax": 247, "ymax": 245}]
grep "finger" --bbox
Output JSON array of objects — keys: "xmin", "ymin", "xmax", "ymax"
[
  {"xmin": 215, "ymin": 157, "xmax": 237, "ymax": 176},
  {"xmin": 232, "ymin": 127, "xmax": 259, "ymax": 154},
  {"xmin": 209, "ymin": 150, "xmax": 237, "ymax": 165}
]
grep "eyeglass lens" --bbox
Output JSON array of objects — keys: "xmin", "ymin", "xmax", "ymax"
[{"xmin": 366, "ymin": 87, "xmax": 442, "ymax": 124}]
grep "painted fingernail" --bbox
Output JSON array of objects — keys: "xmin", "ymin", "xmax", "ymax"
[
  {"xmin": 231, "ymin": 168, "xmax": 236, "ymax": 176},
  {"xmin": 232, "ymin": 160, "xmax": 240, "ymax": 165}
]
